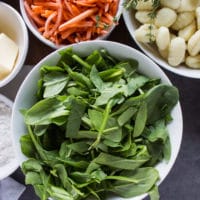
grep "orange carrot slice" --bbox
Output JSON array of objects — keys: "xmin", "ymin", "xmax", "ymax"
[{"xmin": 58, "ymin": 8, "xmax": 98, "ymax": 32}]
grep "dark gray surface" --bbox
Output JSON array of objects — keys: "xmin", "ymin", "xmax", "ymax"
[{"xmin": 1, "ymin": 1, "xmax": 200, "ymax": 200}]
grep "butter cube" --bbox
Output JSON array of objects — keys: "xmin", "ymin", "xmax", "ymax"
[{"xmin": 0, "ymin": 33, "xmax": 18, "ymax": 80}]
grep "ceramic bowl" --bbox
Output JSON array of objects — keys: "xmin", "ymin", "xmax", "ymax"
[
  {"xmin": 0, "ymin": 94, "xmax": 18, "ymax": 180},
  {"xmin": 12, "ymin": 40, "xmax": 183, "ymax": 199},
  {"xmin": 19, "ymin": 0, "xmax": 124, "ymax": 49},
  {"xmin": 123, "ymin": 7, "xmax": 200, "ymax": 79},
  {"xmin": 0, "ymin": 2, "xmax": 28, "ymax": 87}
]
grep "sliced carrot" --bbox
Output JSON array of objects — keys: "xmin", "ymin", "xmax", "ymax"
[
  {"xmin": 58, "ymin": 8, "xmax": 98, "ymax": 32},
  {"xmin": 24, "ymin": 1, "xmax": 45, "ymax": 26},
  {"xmin": 43, "ymin": 11, "xmax": 57, "ymax": 38},
  {"xmin": 90, "ymin": 15, "xmax": 99, "ymax": 23},
  {"xmin": 110, "ymin": 0, "xmax": 119, "ymax": 15},
  {"xmin": 41, "ymin": 10, "xmax": 54, "ymax": 18},
  {"xmin": 86, "ymin": 27, "xmax": 93, "ymax": 40},
  {"xmin": 61, "ymin": 28, "xmax": 77, "ymax": 39},
  {"xmin": 63, "ymin": 1, "xmax": 74, "ymax": 16},
  {"xmin": 101, "ymin": 16, "xmax": 112, "ymax": 24},
  {"xmin": 64, "ymin": 1, "xmax": 81, "ymax": 16},
  {"xmin": 24, "ymin": 0, "xmax": 120, "ymax": 45},
  {"xmin": 100, "ymin": 29, "xmax": 109, "ymax": 35},
  {"xmin": 62, "ymin": 10, "xmax": 72, "ymax": 21},
  {"xmin": 71, "ymin": 4, "xmax": 82, "ymax": 16},
  {"xmin": 31, "ymin": 5, "xmax": 42, "ymax": 14},
  {"xmin": 62, "ymin": 21, "xmax": 94, "ymax": 29},
  {"xmin": 74, "ymin": 2, "xmax": 96, "ymax": 7},
  {"xmin": 77, "ymin": 0, "xmax": 98, "ymax": 4},
  {"xmin": 104, "ymin": 3, "xmax": 110, "ymax": 12},
  {"xmin": 67, "ymin": 36, "xmax": 75, "ymax": 44},
  {"xmin": 38, "ymin": 26, "xmax": 45, "ymax": 32},
  {"xmin": 47, "ymin": 0, "xmax": 63, "ymax": 37},
  {"xmin": 34, "ymin": 2, "xmax": 59, "ymax": 8},
  {"xmin": 104, "ymin": 13, "xmax": 114, "ymax": 22}
]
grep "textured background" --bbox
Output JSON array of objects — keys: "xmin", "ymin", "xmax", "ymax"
[{"xmin": 1, "ymin": 0, "xmax": 200, "ymax": 199}]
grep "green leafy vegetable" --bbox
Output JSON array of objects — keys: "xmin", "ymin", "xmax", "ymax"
[
  {"xmin": 20, "ymin": 48, "xmax": 179, "ymax": 200},
  {"xmin": 66, "ymin": 98, "xmax": 86, "ymax": 138},
  {"xmin": 145, "ymin": 84, "xmax": 179, "ymax": 124},
  {"xmin": 110, "ymin": 167, "xmax": 159, "ymax": 198},
  {"xmin": 43, "ymin": 72, "xmax": 69, "ymax": 98},
  {"xmin": 25, "ymin": 97, "xmax": 70, "ymax": 125},
  {"xmin": 133, "ymin": 101, "xmax": 147, "ymax": 137}
]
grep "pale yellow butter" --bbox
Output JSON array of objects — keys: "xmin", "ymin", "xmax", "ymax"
[{"xmin": 0, "ymin": 33, "xmax": 18, "ymax": 80}]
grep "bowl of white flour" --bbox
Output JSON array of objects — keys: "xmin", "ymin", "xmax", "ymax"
[{"xmin": 0, "ymin": 94, "xmax": 18, "ymax": 180}]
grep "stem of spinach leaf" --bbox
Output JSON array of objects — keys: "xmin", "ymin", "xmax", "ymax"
[
  {"xmin": 27, "ymin": 125, "xmax": 47, "ymax": 161},
  {"xmin": 105, "ymin": 175, "xmax": 139, "ymax": 183},
  {"xmin": 72, "ymin": 54, "xmax": 92, "ymax": 72},
  {"xmin": 89, "ymin": 100, "xmax": 113, "ymax": 149}
]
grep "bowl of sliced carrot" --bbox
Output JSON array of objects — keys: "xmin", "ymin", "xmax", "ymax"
[{"xmin": 20, "ymin": 0, "xmax": 124, "ymax": 49}]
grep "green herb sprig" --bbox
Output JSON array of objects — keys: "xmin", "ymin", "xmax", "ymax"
[
  {"xmin": 124, "ymin": 0, "xmax": 160, "ymax": 43},
  {"xmin": 124, "ymin": 0, "xmax": 160, "ymax": 14}
]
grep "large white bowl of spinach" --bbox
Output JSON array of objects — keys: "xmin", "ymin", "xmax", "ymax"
[{"xmin": 12, "ymin": 40, "xmax": 182, "ymax": 200}]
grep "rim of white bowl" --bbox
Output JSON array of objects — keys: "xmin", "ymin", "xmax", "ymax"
[
  {"xmin": 0, "ymin": 94, "xmax": 19, "ymax": 180},
  {"xmin": 19, "ymin": 0, "xmax": 56, "ymax": 49},
  {"xmin": 123, "ymin": 9, "xmax": 200, "ymax": 79},
  {"xmin": 0, "ymin": 2, "xmax": 29, "ymax": 87},
  {"xmin": 19, "ymin": 0, "xmax": 124, "ymax": 49},
  {"xmin": 12, "ymin": 40, "xmax": 183, "ymax": 199}
]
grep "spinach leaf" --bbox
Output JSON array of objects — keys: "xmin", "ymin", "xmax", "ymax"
[
  {"xmin": 25, "ymin": 171, "xmax": 43, "ymax": 185},
  {"xmin": 40, "ymin": 65, "xmax": 65, "ymax": 74},
  {"xmin": 88, "ymin": 109, "xmax": 103, "ymax": 131},
  {"xmin": 43, "ymin": 71, "xmax": 69, "ymax": 98},
  {"xmin": 57, "ymin": 158, "xmax": 89, "ymax": 169},
  {"xmin": 90, "ymin": 100, "xmax": 113, "ymax": 148},
  {"xmin": 20, "ymin": 134, "xmax": 36, "ymax": 158},
  {"xmin": 90, "ymin": 65, "xmax": 104, "ymax": 91},
  {"xmin": 48, "ymin": 186, "xmax": 74, "ymax": 200},
  {"xmin": 145, "ymin": 84, "xmax": 179, "ymax": 124},
  {"xmin": 22, "ymin": 158, "xmax": 43, "ymax": 174},
  {"xmin": 58, "ymin": 47, "xmax": 74, "ymax": 66},
  {"xmin": 99, "ymin": 68, "xmax": 125, "ymax": 82},
  {"xmin": 112, "ymin": 94, "xmax": 144, "ymax": 116},
  {"xmin": 86, "ymin": 49, "xmax": 107, "ymax": 70},
  {"xmin": 149, "ymin": 186, "xmax": 160, "ymax": 200},
  {"xmin": 133, "ymin": 101, "xmax": 147, "ymax": 137},
  {"xmin": 33, "ymin": 125, "xmax": 48, "ymax": 136},
  {"xmin": 117, "ymin": 107, "xmax": 137, "ymax": 126},
  {"xmin": 125, "ymin": 75, "xmax": 149, "ymax": 96},
  {"xmin": 110, "ymin": 167, "xmax": 159, "ymax": 198},
  {"xmin": 25, "ymin": 97, "xmax": 70, "ymax": 125},
  {"xmin": 66, "ymin": 98, "xmax": 86, "ymax": 138},
  {"xmin": 63, "ymin": 62, "xmax": 93, "ymax": 89},
  {"xmin": 67, "ymin": 87, "xmax": 88, "ymax": 97},
  {"xmin": 147, "ymin": 120, "xmax": 168, "ymax": 143},
  {"xmin": 163, "ymin": 136, "xmax": 171, "ymax": 162},
  {"xmin": 94, "ymin": 85, "xmax": 122, "ymax": 106},
  {"xmin": 95, "ymin": 152, "xmax": 150, "ymax": 170}
]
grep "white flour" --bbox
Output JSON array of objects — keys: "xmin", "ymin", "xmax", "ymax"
[{"xmin": 0, "ymin": 100, "xmax": 15, "ymax": 167}]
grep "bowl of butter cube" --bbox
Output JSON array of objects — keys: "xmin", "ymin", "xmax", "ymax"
[
  {"xmin": 123, "ymin": 0, "xmax": 200, "ymax": 79},
  {"xmin": 0, "ymin": 2, "xmax": 29, "ymax": 87}
]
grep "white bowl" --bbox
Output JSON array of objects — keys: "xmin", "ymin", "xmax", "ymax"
[
  {"xmin": 19, "ymin": 0, "xmax": 124, "ymax": 49},
  {"xmin": 0, "ymin": 2, "xmax": 29, "ymax": 87},
  {"xmin": 0, "ymin": 94, "xmax": 18, "ymax": 180},
  {"xmin": 123, "ymin": 8, "xmax": 200, "ymax": 79},
  {"xmin": 12, "ymin": 40, "xmax": 182, "ymax": 199}
]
